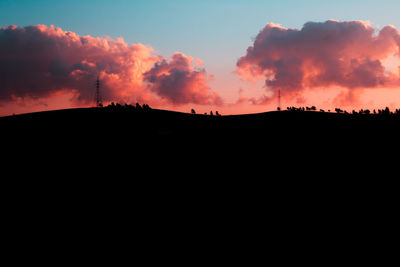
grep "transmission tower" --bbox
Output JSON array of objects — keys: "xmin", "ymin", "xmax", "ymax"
[
  {"xmin": 277, "ymin": 89, "xmax": 281, "ymax": 111},
  {"xmin": 95, "ymin": 76, "xmax": 103, "ymax": 107}
]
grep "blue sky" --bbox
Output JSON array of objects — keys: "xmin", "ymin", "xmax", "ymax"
[{"xmin": 2, "ymin": 0, "xmax": 400, "ymax": 67}]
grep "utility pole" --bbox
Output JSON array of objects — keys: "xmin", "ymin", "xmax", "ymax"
[
  {"xmin": 277, "ymin": 89, "xmax": 281, "ymax": 111},
  {"xmin": 95, "ymin": 76, "xmax": 103, "ymax": 108}
]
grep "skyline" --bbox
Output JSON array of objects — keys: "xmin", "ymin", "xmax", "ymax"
[{"xmin": 1, "ymin": 0, "xmax": 400, "ymax": 115}]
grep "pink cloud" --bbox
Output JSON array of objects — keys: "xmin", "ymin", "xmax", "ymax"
[
  {"xmin": 144, "ymin": 52, "xmax": 223, "ymax": 105},
  {"xmin": 237, "ymin": 20, "xmax": 400, "ymax": 105},
  {"xmin": 0, "ymin": 25, "xmax": 219, "ymax": 108}
]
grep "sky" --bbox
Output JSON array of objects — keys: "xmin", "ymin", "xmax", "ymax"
[{"xmin": 1, "ymin": 0, "xmax": 400, "ymax": 115}]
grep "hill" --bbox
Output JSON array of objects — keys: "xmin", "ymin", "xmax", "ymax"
[
  {"xmin": 2, "ymin": 106, "xmax": 399, "ymax": 211},
  {"xmin": 2, "ymin": 106, "xmax": 399, "ymax": 151}
]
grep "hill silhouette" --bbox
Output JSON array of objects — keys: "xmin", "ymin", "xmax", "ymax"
[
  {"xmin": 2, "ymin": 104, "xmax": 399, "ymax": 194},
  {"xmin": 2, "ymin": 104, "xmax": 399, "ymax": 230},
  {"xmin": 2, "ymin": 104, "xmax": 400, "ymax": 153},
  {"xmin": 2, "ymin": 105, "xmax": 399, "ymax": 137}
]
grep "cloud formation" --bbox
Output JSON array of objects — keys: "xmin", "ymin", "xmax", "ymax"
[
  {"xmin": 0, "ymin": 25, "xmax": 220, "ymax": 106},
  {"xmin": 237, "ymin": 20, "xmax": 400, "ymax": 104},
  {"xmin": 144, "ymin": 52, "xmax": 222, "ymax": 105}
]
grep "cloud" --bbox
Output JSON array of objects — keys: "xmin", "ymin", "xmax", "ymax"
[
  {"xmin": 144, "ymin": 52, "xmax": 223, "ymax": 105},
  {"xmin": 0, "ymin": 24, "xmax": 220, "ymax": 107},
  {"xmin": 237, "ymin": 20, "xmax": 400, "ymax": 104}
]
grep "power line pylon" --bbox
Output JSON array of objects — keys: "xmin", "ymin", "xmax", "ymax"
[
  {"xmin": 277, "ymin": 89, "xmax": 281, "ymax": 111},
  {"xmin": 95, "ymin": 76, "xmax": 103, "ymax": 108}
]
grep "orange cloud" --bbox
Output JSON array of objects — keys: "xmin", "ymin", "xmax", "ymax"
[
  {"xmin": 237, "ymin": 20, "xmax": 400, "ymax": 105},
  {"xmin": 0, "ymin": 25, "xmax": 219, "ymax": 108},
  {"xmin": 144, "ymin": 52, "xmax": 223, "ymax": 105}
]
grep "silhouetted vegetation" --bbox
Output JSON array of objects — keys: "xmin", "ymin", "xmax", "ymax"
[
  {"xmin": 103, "ymin": 103, "xmax": 399, "ymax": 118},
  {"xmin": 287, "ymin": 107, "xmax": 306, "ymax": 112},
  {"xmin": 105, "ymin": 102, "xmax": 152, "ymax": 112},
  {"xmin": 286, "ymin": 105, "xmax": 400, "ymax": 118}
]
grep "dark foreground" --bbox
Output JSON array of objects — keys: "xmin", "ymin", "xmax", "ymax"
[
  {"xmin": 2, "ymin": 107, "xmax": 398, "ymax": 255},
  {"xmin": 2, "ymin": 106, "xmax": 400, "ymax": 141},
  {"xmin": 2, "ymin": 106, "xmax": 400, "ymax": 163}
]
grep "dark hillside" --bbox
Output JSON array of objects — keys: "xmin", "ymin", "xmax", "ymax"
[
  {"xmin": 2, "ymin": 106, "xmax": 400, "ymax": 152},
  {"xmin": 2, "ymin": 107, "xmax": 399, "ymax": 215}
]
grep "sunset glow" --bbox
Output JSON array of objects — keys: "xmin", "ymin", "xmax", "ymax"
[{"xmin": 1, "ymin": 0, "xmax": 400, "ymax": 116}]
